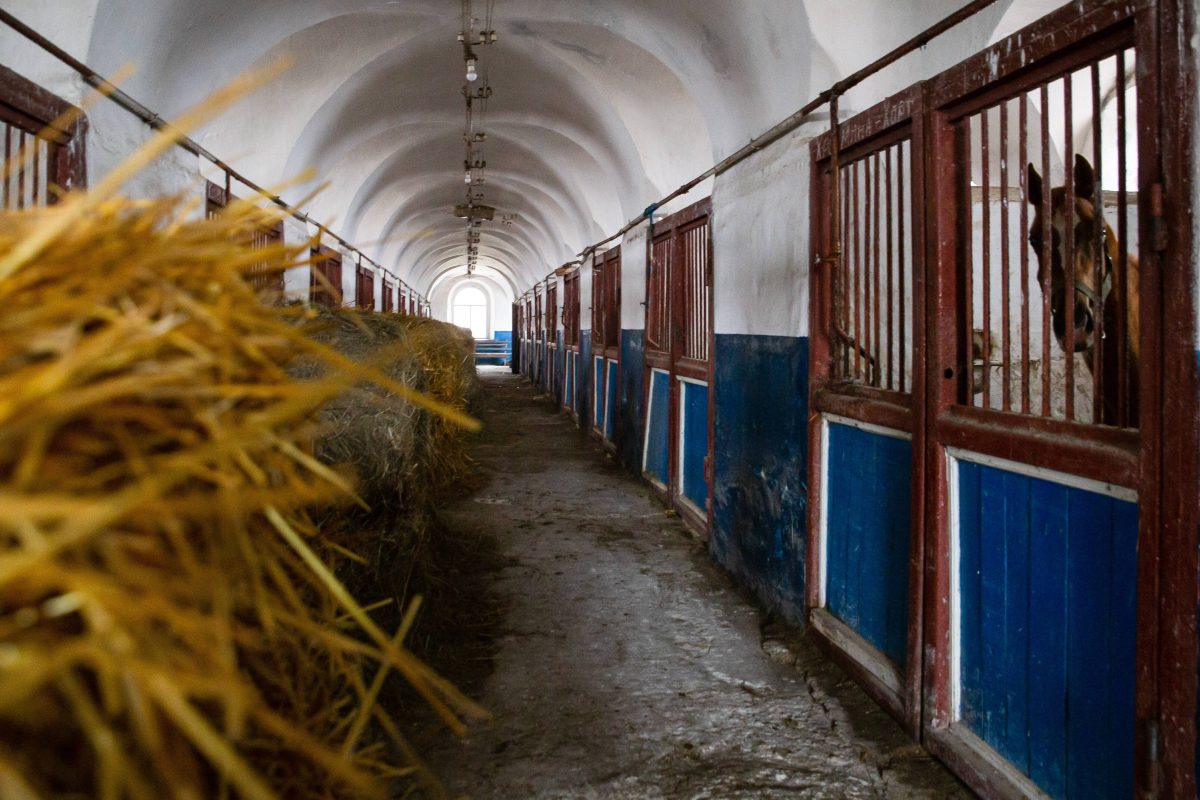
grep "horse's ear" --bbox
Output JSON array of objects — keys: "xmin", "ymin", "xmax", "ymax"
[
  {"xmin": 1027, "ymin": 163, "xmax": 1042, "ymax": 206},
  {"xmin": 1074, "ymin": 154, "xmax": 1096, "ymax": 199}
]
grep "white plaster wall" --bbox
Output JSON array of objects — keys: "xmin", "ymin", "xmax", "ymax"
[
  {"xmin": 86, "ymin": 101, "xmax": 202, "ymax": 208},
  {"xmin": 552, "ymin": 274, "xmax": 564, "ymax": 341},
  {"xmin": 711, "ymin": 126, "xmax": 820, "ymax": 338},
  {"xmin": 282, "ymin": 215, "xmax": 312, "ymax": 303},
  {"xmin": 0, "ymin": 4, "xmax": 202, "ymax": 209},
  {"xmin": 0, "ymin": 1, "xmax": 96, "ymax": 104},
  {"xmin": 620, "ymin": 226, "xmax": 647, "ymax": 330},
  {"xmin": 336, "ymin": 245, "xmax": 356, "ymax": 307},
  {"xmin": 580, "ymin": 252, "xmax": 595, "ymax": 334}
]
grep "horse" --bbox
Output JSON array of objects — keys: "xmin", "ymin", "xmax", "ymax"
[{"xmin": 1026, "ymin": 154, "xmax": 1139, "ymax": 425}]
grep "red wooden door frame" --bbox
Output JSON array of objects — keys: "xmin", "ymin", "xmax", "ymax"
[
  {"xmin": 806, "ymin": 84, "xmax": 929, "ymax": 739},
  {"xmin": 0, "ymin": 64, "xmax": 87, "ymax": 205},
  {"xmin": 563, "ymin": 268, "xmax": 581, "ymax": 416},
  {"xmin": 642, "ymin": 197, "xmax": 714, "ymax": 536},
  {"xmin": 592, "ymin": 247, "xmax": 623, "ymax": 443},
  {"xmin": 804, "ymin": 1, "xmax": 1196, "ymax": 796}
]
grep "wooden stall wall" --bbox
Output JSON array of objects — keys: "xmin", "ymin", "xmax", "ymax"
[
  {"xmin": 802, "ymin": 2, "xmax": 1198, "ymax": 797},
  {"xmin": 642, "ymin": 199, "xmax": 714, "ymax": 536}
]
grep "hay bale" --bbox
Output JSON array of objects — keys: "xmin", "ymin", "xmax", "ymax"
[{"xmin": 0, "ymin": 192, "xmax": 485, "ymax": 800}]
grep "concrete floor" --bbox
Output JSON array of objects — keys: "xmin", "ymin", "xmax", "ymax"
[{"xmin": 424, "ymin": 371, "xmax": 970, "ymax": 799}]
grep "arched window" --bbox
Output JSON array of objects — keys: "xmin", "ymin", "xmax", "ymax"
[{"xmin": 452, "ymin": 284, "xmax": 489, "ymax": 339}]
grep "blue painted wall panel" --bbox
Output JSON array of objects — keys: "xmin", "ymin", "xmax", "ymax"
[
  {"xmin": 711, "ymin": 334, "xmax": 809, "ymax": 624},
  {"xmin": 605, "ymin": 359, "xmax": 618, "ymax": 442},
  {"xmin": 957, "ymin": 460, "xmax": 1138, "ymax": 800},
  {"xmin": 564, "ymin": 351, "xmax": 574, "ymax": 410},
  {"xmin": 681, "ymin": 380, "xmax": 709, "ymax": 510},
  {"xmin": 824, "ymin": 422, "xmax": 911, "ymax": 667},
  {"xmin": 618, "ymin": 331, "xmax": 645, "ymax": 473},
  {"xmin": 593, "ymin": 356, "xmax": 605, "ymax": 429},
  {"xmin": 554, "ymin": 332, "xmax": 565, "ymax": 406},
  {"xmin": 578, "ymin": 334, "xmax": 591, "ymax": 426},
  {"xmin": 644, "ymin": 369, "xmax": 670, "ymax": 485}
]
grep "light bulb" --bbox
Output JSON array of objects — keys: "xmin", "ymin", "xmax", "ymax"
[
  {"xmin": 465, "ymin": 59, "xmax": 478, "ymax": 81},
  {"xmin": 464, "ymin": 170, "xmax": 472, "ymax": 184}
]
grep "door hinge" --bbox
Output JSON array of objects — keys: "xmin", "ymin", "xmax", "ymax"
[
  {"xmin": 1141, "ymin": 717, "xmax": 1162, "ymax": 799},
  {"xmin": 1149, "ymin": 182, "xmax": 1167, "ymax": 253}
]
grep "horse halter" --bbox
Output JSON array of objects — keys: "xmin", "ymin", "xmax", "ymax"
[{"xmin": 1071, "ymin": 226, "xmax": 1115, "ymax": 309}]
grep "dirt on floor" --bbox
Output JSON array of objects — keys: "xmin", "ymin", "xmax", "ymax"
[{"xmin": 410, "ymin": 370, "xmax": 971, "ymax": 799}]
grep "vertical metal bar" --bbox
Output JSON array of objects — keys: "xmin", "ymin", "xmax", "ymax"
[
  {"xmin": 842, "ymin": 163, "xmax": 852, "ymax": 377},
  {"xmin": 872, "ymin": 151, "xmax": 883, "ymax": 387},
  {"xmin": 898, "ymin": 140, "xmax": 908, "ymax": 393},
  {"xmin": 30, "ymin": 136, "xmax": 40, "ymax": 207},
  {"xmin": 1063, "ymin": 75, "xmax": 1076, "ymax": 421},
  {"xmin": 862, "ymin": 157, "xmax": 873, "ymax": 383},
  {"xmin": 999, "ymin": 100, "xmax": 1012, "ymax": 412},
  {"xmin": 695, "ymin": 228, "xmax": 701, "ymax": 359},
  {"xmin": 1040, "ymin": 83, "xmax": 1053, "ymax": 417},
  {"xmin": 2, "ymin": 124, "xmax": 10, "ymax": 210},
  {"xmin": 886, "ymin": 144, "xmax": 896, "ymax": 391},
  {"xmin": 1091, "ymin": 61, "xmax": 1105, "ymax": 424},
  {"xmin": 693, "ymin": 228, "xmax": 698, "ymax": 360},
  {"xmin": 1019, "ymin": 93, "xmax": 1031, "ymax": 414},
  {"xmin": 853, "ymin": 159, "xmax": 863, "ymax": 380},
  {"xmin": 828, "ymin": 94, "xmax": 844, "ymax": 380},
  {"xmin": 981, "ymin": 108, "xmax": 992, "ymax": 409},
  {"xmin": 1115, "ymin": 48, "xmax": 1129, "ymax": 427},
  {"xmin": 964, "ymin": 118, "xmax": 975, "ymax": 408},
  {"xmin": 16, "ymin": 130, "xmax": 26, "ymax": 210}
]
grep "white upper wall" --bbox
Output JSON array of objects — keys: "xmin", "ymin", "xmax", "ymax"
[{"xmin": 5, "ymin": 0, "xmax": 1155, "ymax": 330}]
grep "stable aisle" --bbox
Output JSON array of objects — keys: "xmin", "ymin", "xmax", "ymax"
[{"xmin": 425, "ymin": 371, "xmax": 968, "ymax": 799}]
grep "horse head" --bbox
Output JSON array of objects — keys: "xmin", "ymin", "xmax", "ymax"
[{"xmin": 1026, "ymin": 154, "xmax": 1115, "ymax": 358}]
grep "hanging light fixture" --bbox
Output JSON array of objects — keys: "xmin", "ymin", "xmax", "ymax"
[{"xmin": 465, "ymin": 56, "xmax": 478, "ymax": 81}]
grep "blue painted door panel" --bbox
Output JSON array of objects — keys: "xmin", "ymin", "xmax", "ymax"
[
  {"xmin": 605, "ymin": 360, "xmax": 618, "ymax": 441},
  {"xmin": 956, "ymin": 460, "xmax": 1138, "ymax": 800},
  {"xmin": 644, "ymin": 369, "xmax": 670, "ymax": 485},
  {"xmin": 565, "ymin": 352, "xmax": 574, "ymax": 410},
  {"xmin": 825, "ymin": 421, "xmax": 911, "ymax": 667},
  {"xmin": 593, "ymin": 356, "xmax": 605, "ymax": 428},
  {"xmin": 680, "ymin": 380, "xmax": 709, "ymax": 510}
]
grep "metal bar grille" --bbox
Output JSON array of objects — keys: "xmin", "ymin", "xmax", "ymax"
[
  {"xmin": 564, "ymin": 272, "xmax": 580, "ymax": 347},
  {"xmin": 678, "ymin": 220, "xmax": 711, "ymax": 363},
  {"xmin": 309, "ymin": 248, "xmax": 342, "ymax": 308},
  {"xmin": 1, "ymin": 121, "xmax": 54, "ymax": 211},
  {"xmin": 603, "ymin": 249, "xmax": 621, "ymax": 349},
  {"xmin": 355, "ymin": 265, "xmax": 375, "ymax": 311},
  {"xmin": 247, "ymin": 221, "xmax": 284, "ymax": 293},
  {"xmin": 647, "ymin": 235, "xmax": 672, "ymax": 354},
  {"xmin": 833, "ymin": 140, "xmax": 916, "ymax": 392},
  {"xmin": 961, "ymin": 46, "xmax": 1138, "ymax": 428}
]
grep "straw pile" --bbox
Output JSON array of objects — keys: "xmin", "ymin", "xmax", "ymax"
[
  {"xmin": 294, "ymin": 308, "xmax": 484, "ymax": 705},
  {"xmin": 0, "ymin": 189, "xmax": 487, "ymax": 799}
]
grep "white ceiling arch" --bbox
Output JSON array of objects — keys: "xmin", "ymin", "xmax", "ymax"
[{"xmin": 70, "ymin": 0, "xmax": 1044, "ymax": 297}]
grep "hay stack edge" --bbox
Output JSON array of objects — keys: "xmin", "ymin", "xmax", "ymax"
[{"xmin": 0, "ymin": 177, "xmax": 488, "ymax": 796}]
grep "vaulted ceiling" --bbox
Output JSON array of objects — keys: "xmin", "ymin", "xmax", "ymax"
[{"xmin": 74, "ymin": 0, "xmax": 1024, "ymax": 294}]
